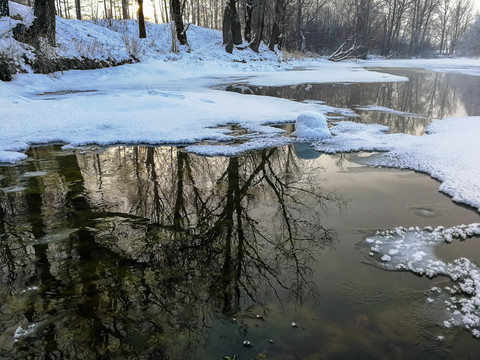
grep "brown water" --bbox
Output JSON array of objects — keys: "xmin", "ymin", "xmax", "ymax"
[
  {"xmin": 1, "ymin": 144, "xmax": 479, "ymax": 360},
  {"xmin": 1, "ymin": 68, "xmax": 480, "ymax": 359}
]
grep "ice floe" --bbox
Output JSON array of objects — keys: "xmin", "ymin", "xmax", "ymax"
[{"xmin": 364, "ymin": 223, "xmax": 480, "ymax": 336}]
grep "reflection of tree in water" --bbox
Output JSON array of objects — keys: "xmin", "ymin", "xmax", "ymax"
[
  {"xmin": 226, "ymin": 70, "xmax": 462, "ymax": 135},
  {"xmin": 455, "ymin": 74, "xmax": 480, "ymax": 116},
  {"xmin": 0, "ymin": 145, "xmax": 345, "ymax": 359}
]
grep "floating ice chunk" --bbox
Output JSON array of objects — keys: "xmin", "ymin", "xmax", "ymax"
[
  {"xmin": 364, "ymin": 223, "xmax": 480, "ymax": 338},
  {"xmin": 20, "ymin": 286, "xmax": 39, "ymax": 294},
  {"xmin": 294, "ymin": 111, "xmax": 331, "ymax": 140},
  {"xmin": 0, "ymin": 150, "xmax": 28, "ymax": 164},
  {"xmin": 355, "ymin": 105, "xmax": 423, "ymax": 118},
  {"xmin": 22, "ymin": 171, "xmax": 48, "ymax": 178},
  {"xmin": 14, "ymin": 323, "xmax": 38, "ymax": 342},
  {"xmin": 381, "ymin": 255, "xmax": 392, "ymax": 262}
]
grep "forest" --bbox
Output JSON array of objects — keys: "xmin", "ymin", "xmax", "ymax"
[{"xmin": 1, "ymin": 0, "xmax": 479, "ymax": 60}]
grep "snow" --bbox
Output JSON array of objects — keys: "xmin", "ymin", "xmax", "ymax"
[
  {"xmin": 14, "ymin": 323, "xmax": 38, "ymax": 342},
  {"xmin": 294, "ymin": 111, "xmax": 331, "ymax": 140},
  {"xmin": 314, "ymin": 117, "xmax": 480, "ymax": 212},
  {"xmin": 364, "ymin": 224, "xmax": 480, "ymax": 336},
  {"xmin": 361, "ymin": 58, "xmax": 480, "ymax": 77},
  {"xmin": 241, "ymin": 60, "xmax": 408, "ymax": 86}
]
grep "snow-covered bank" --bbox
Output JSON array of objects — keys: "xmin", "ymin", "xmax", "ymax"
[
  {"xmin": 0, "ymin": 3, "xmax": 412, "ymax": 164},
  {"xmin": 0, "ymin": 1, "xmax": 294, "ymax": 79},
  {"xmin": 360, "ymin": 58, "xmax": 480, "ymax": 77}
]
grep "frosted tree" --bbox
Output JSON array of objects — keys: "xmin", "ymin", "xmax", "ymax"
[
  {"xmin": 456, "ymin": 5, "xmax": 479, "ymax": 55},
  {"xmin": 447, "ymin": 0, "xmax": 473, "ymax": 54}
]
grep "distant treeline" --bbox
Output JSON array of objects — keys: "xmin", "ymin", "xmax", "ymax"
[{"xmin": 6, "ymin": 0, "xmax": 480, "ymax": 57}]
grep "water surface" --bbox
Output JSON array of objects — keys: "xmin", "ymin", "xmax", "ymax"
[
  {"xmin": 1, "ymin": 67, "xmax": 480, "ymax": 359},
  {"xmin": 224, "ymin": 68, "xmax": 480, "ymax": 135}
]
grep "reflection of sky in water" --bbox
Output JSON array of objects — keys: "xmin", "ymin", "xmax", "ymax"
[
  {"xmin": 225, "ymin": 68, "xmax": 480, "ymax": 136},
  {"xmin": 1, "ymin": 143, "xmax": 479, "ymax": 358}
]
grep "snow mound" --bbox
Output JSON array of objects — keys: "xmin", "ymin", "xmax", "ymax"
[
  {"xmin": 295, "ymin": 111, "xmax": 331, "ymax": 140},
  {"xmin": 364, "ymin": 224, "xmax": 480, "ymax": 337}
]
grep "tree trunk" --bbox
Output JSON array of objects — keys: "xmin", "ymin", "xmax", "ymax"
[
  {"xmin": 170, "ymin": 0, "xmax": 187, "ymax": 45},
  {"xmin": 222, "ymin": 0, "xmax": 242, "ymax": 53},
  {"xmin": 269, "ymin": 0, "xmax": 285, "ymax": 51},
  {"xmin": 33, "ymin": 0, "xmax": 56, "ymax": 46},
  {"xmin": 251, "ymin": 0, "xmax": 266, "ymax": 52},
  {"xmin": 244, "ymin": 0, "xmax": 253, "ymax": 43},
  {"xmin": 103, "ymin": 0, "xmax": 108, "ymax": 19},
  {"xmin": 152, "ymin": 0, "xmax": 158, "ymax": 23},
  {"xmin": 75, "ymin": 0, "xmax": 82, "ymax": 20},
  {"xmin": 0, "ymin": 0, "xmax": 9, "ymax": 17},
  {"xmin": 163, "ymin": 0, "xmax": 169, "ymax": 22},
  {"xmin": 122, "ymin": 0, "xmax": 129, "ymax": 19},
  {"xmin": 138, "ymin": 0, "xmax": 147, "ymax": 38}
]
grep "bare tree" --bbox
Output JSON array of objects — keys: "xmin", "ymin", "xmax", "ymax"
[
  {"xmin": 0, "ymin": 0, "xmax": 9, "ymax": 17},
  {"xmin": 380, "ymin": 0, "xmax": 412, "ymax": 56},
  {"xmin": 74, "ymin": 0, "xmax": 82, "ymax": 19},
  {"xmin": 448, "ymin": 0, "xmax": 473, "ymax": 54},
  {"xmin": 244, "ymin": 0, "xmax": 253, "ymax": 43},
  {"xmin": 458, "ymin": 14, "xmax": 480, "ymax": 56},
  {"xmin": 408, "ymin": 0, "xmax": 440, "ymax": 56},
  {"xmin": 122, "ymin": 0, "xmax": 130, "ymax": 19}
]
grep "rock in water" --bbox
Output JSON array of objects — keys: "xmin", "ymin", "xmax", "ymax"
[{"xmin": 295, "ymin": 111, "xmax": 331, "ymax": 140}]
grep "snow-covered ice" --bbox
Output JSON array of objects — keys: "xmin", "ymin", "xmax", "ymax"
[
  {"xmin": 241, "ymin": 61, "xmax": 408, "ymax": 86},
  {"xmin": 364, "ymin": 224, "xmax": 480, "ymax": 337},
  {"xmin": 360, "ymin": 58, "xmax": 480, "ymax": 77},
  {"xmin": 355, "ymin": 105, "xmax": 424, "ymax": 118},
  {"xmin": 315, "ymin": 117, "xmax": 480, "ymax": 212}
]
